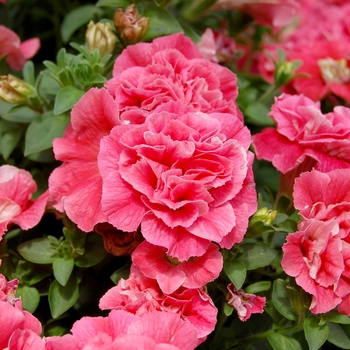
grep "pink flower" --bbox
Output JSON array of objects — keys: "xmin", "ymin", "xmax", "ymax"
[
  {"xmin": 49, "ymin": 88, "xmax": 122, "ymax": 232},
  {"xmin": 282, "ymin": 219, "xmax": 344, "ymax": 314},
  {"xmin": 0, "ymin": 165, "xmax": 48, "ymax": 240},
  {"xmin": 226, "ymin": 284, "xmax": 266, "ymax": 321},
  {"xmin": 7, "ymin": 329, "xmax": 45, "ymax": 350},
  {"xmin": 257, "ymin": 1, "xmax": 350, "ymax": 102},
  {"xmin": 289, "ymin": 169, "xmax": 350, "ymax": 315},
  {"xmin": 209, "ymin": 0, "xmax": 299, "ymax": 30},
  {"xmin": 0, "ymin": 274, "xmax": 42, "ymax": 349},
  {"xmin": 47, "ymin": 310, "xmax": 198, "ymax": 350},
  {"xmin": 284, "ymin": 40, "xmax": 350, "ymax": 102},
  {"xmin": 99, "ymin": 265, "xmax": 217, "ymax": 344},
  {"xmin": 98, "ymin": 101, "xmax": 256, "ymax": 260},
  {"xmin": 197, "ymin": 28, "xmax": 237, "ymax": 64},
  {"xmin": 0, "ymin": 25, "xmax": 40, "ymax": 71},
  {"xmin": 0, "ymin": 275, "xmax": 19, "ymax": 302},
  {"xmin": 131, "ymin": 241, "xmax": 223, "ymax": 294},
  {"xmin": 105, "ymin": 33, "xmax": 240, "ymax": 122},
  {"xmin": 294, "ymin": 169, "xmax": 350, "ymax": 240},
  {"xmin": 252, "ymin": 93, "xmax": 350, "ymax": 175}
]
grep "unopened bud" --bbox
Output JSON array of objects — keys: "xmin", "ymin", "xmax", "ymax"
[
  {"xmin": 250, "ymin": 207, "xmax": 278, "ymax": 226},
  {"xmin": 0, "ymin": 75, "xmax": 35, "ymax": 104},
  {"xmin": 114, "ymin": 5, "xmax": 149, "ymax": 45},
  {"xmin": 86, "ymin": 21, "xmax": 116, "ymax": 57},
  {"xmin": 274, "ymin": 60, "xmax": 301, "ymax": 87}
]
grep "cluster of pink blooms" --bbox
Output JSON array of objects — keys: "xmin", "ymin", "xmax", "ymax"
[
  {"xmin": 0, "ymin": 269, "xmax": 203, "ymax": 349},
  {"xmin": 46, "ymin": 33, "xmax": 258, "ymax": 346},
  {"xmin": 257, "ymin": 0, "xmax": 350, "ymax": 102},
  {"xmin": 253, "ymin": 93, "xmax": 350, "ymax": 315}
]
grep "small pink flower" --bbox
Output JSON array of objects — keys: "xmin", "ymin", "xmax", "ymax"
[
  {"xmin": 132, "ymin": 241, "xmax": 223, "ymax": 294},
  {"xmin": 98, "ymin": 101, "xmax": 256, "ymax": 260},
  {"xmin": 99, "ymin": 265, "xmax": 217, "ymax": 344},
  {"xmin": 0, "ymin": 165, "xmax": 48, "ymax": 240},
  {"xmin": 226, "ymin": 284, "xmax": 266, "ymax": 321},
  {"xmin": 197, "ymin": 28, "xmax": 237, "ymax": 64},
  {"xmin": 106, "ymin": 33, "xmax": 240, "ymax": 122},
  {"xmin": 290, "ymin": 169, "xmax": 350, "ymax": 315},
  {"xmin": 282, "ymin": 219, "xmax": 344, "ymax": 314},
  {"xmin": 0, "ymin": 274, "xmax": 42, "ymax": 349},
  {"xmin": 0, "ymin": 274, "xmax": 19, "ymax": 303},
  {"xmin": 0, "ymin": 25, "xmax": 40, "ymax": 71}
]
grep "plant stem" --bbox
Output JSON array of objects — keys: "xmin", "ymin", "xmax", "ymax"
[{"xmin": 257, "ymin": 84, "xmax": 279, "ymax": 104}]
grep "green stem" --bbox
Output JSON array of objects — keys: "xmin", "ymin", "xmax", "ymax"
[
  {"xmin": 257, "ymin": 84, "xmax": 280, "ymax": 104},
  {"xmin": 224, "ymin": 324, "xmax": 303, "ymax": 349}
]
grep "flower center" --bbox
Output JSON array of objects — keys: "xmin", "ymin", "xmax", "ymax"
[{"xmin": 318, "ymin": 58, "xmax": 350, "ymax": 84}]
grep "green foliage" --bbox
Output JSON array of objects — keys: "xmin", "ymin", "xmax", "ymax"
[
  {"xmin": 327, "ymin": 322, "xmax": 350, "ymax": 349},
  {"xmin": 304, "ymin": 316, "xmax": 329, "ymax": 350},
  {"xmin": 272, "ymin": 279, "xmax": 297, "ymax": 321},
  {"xmin": 143, "ymin": 7, "xmax": 183, "ymax": 41},
  {"xmin": 61, "ymin": 5, "xmax": 103, "ymax": 43},
  {"xmin": 267, "ymin": 333, "xmax": 302, "ymax": 350},
  {"xmin": 95, "ymin": 0, "xmax": 130, "ymax": 7},
  {"xmin": 224, "ymin": 259, "xmax": 246, "ymax": 290},
  {"xmin": 24, "ymin": 112, "xmax": 70, "ymax": 155},
  {"xmin": 53, "ymin": 86, "xmax": 85, "ymax": 115},
  {"xmin": 49, "ymin": 277, "xmax": 79, "ymax": 319}
]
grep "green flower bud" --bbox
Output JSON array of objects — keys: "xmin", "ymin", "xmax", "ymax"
[
  {"xmin": 250, "ymin": 207, "xmax": 278, "ymax": 226},
  {"xmin": 0, "ymin": 74, "xmax": 35, "ymax": 104},
  {"xmin": 113, "ymin": 5, "xmax": 150, "ymax": 45},
  {"xmin": 86, "ymin": 21, "xmax": 116, "ymax": 57}
]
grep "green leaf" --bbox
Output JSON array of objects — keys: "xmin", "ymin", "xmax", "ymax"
[
  {"xmin": 16, "ymin": 286, "xmax": 40, "ymax": 313},
  {"xmin": 95, "ymin": 0, "xmax": 129, "ymax": 7},
  {"xmin": 4, "ymin": 105, "xmax": 40, "ymax": 123},
  {"xmin": 304, "ymin": 316, "xmax": 329, "ymax": 350},
  {"xmin": 53, "ymin": 258, "xmax": 75, "ymax": 286},
  {"xmin": 54, "ymin": 86, "xmax": 85, "ymax": 115},
  {"xmin": 323, "ymin": 310, "xmax": 350, "ymax": 324},
  {"xmin": 239, "ymin": 242, "xmax": 277, "ymax": 270},
  {"xmin": 1, "ymin": 128, "xmax": 22, "ymax": 160},
  {"xmin": 0, "ymin": 100, "xmax": 14, "ymax": 119},
  {"xmin": 244, "ymin": 102, "xmax": 274, "ymax": 126},
  {"xmin": 245, "ymin": 281, "xmax": 271, "ymax": 294},
  {"xmin": 180, "ymin": 22, "xmax": 201, "ymax": 43},
  {"xmin": 49, "ymin": 276, "xmax": 79, "ymax": 319},
  {"xmin": 26, "ymin": 148, "xmax": 55, "ymax": 163},
  {"xmin": 223, "ymin": 303, "xmax": 233, "ymax": 316},
  {"xmin": 327, "ymin": 322, "xmax": 350, "ymax": 349},
  {"xmin": 60, "ymin": 5, "xmax": 102, "ymax": 43},
  {"xmin": 110, "ymin": 264, "xmax": 131, "ymax": 284},
  {"xmin": 17, "ymin": 238, "xmax": 57, "ymax": 264},
  {"xmin": 223, "ymin": 260, "xmax": 246, "ymax": 290},
  {"xmin": 75, "ymin": 233, "xmax": 107, "ymax": 268},
  {"xmin": 268, "ymin": 333, "xmax": 302, "ymax": 350},
  {"xmin": 182, "ymin": 0, "xmax": 217, "ymax": 22},
  {"xmin": 272, "ymin": 279, "xmax": 297, "ymax": 321},
  {"xmin": 24, "ymin": 112, "xmax": 70, "ymax": 156},
  {"xmin": 143, "ymin": 7, "xmax": 183, "ymax": 42},
  {"xmin": 22, "ymin": 61, "xmax": 36, "ymax": 86}
]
